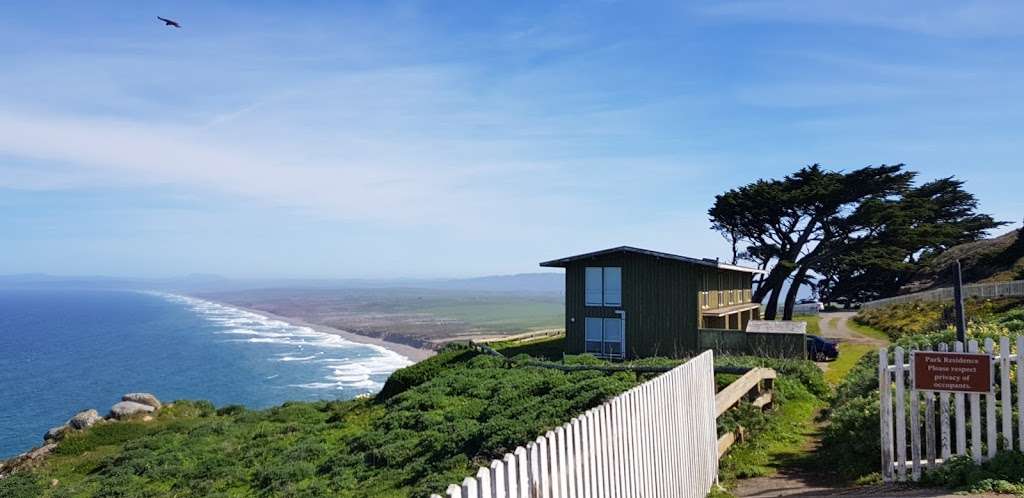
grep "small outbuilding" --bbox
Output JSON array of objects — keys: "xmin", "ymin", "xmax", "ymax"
[{"xmin": 540, "ymin": 246, "xmax": 765, "ymax": 359}]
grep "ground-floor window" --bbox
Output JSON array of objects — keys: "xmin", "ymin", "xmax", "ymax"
[{"xmin": 585, "ymin": 317, "xmax": 623, "ymax": 357}]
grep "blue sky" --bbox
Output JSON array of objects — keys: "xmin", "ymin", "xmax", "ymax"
[{"xmin": 2, "ymin": 1, "xmax": 1022, "ymax": 278}]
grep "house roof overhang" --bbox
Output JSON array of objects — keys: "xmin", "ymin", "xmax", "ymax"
[{"xmin": 538, "ymin": 246, "xmax": 766, "ymax": 274}]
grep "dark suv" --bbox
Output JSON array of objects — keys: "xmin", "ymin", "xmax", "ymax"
[{"xmin": 806, "ymin": 335, "xmax": 839, "ymax": 362}]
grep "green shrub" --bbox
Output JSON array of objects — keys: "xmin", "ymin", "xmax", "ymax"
[
  {"xmin": 820, "ymin": 300, "xmax": 1024, "ymax": 482},
  {"xmin": 376, "ymin": 344, "xmax": 478, "ymax": 401},
  {"xmin": 855, "ymin": 298, "xmax": 1024, "ymax": 340},
  {"xmin": 0, "ymin": 472, "xmax": 44, "ymax": 498},
  {"xmin": 53, "ymin": 422, "xmax": 154, "ymax": 457},
  {"xmin": 715, "ymin": 355, "xmax": 828, "ymax": 398},
  {"xmin": 818, "ymin": 394, "xmax": 880, "ymax": 478},
  {"xmin": 920, "ymin": 452, "xmax": 1024, "ymax": 493}
]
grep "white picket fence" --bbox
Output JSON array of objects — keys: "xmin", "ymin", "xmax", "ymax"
[
  {"xmin": 879, "ymin": 336, "xmax": 1024, "ymax": 482},
  {"xmin": 862, "ymin": 280, "xmax": 1024, "ymax": 310},
  {"xmin": 430, "ymin": 350, "xmax": 719, "ymax": 498}
]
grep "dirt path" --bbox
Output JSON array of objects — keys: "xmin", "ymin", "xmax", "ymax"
[
  {"xmin": 818, "ymin": 311, "xmax": 887, "ymax": 346},
  {"xmin": 732, "ymin": 314, "xmax": 979, "ymax": 497}
]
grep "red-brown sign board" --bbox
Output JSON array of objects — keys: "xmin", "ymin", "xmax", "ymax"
[{"xmin": 912, "ymin": 351, "xmax": 993, "ymax": 393}]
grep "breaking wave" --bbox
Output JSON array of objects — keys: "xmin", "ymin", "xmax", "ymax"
[{"xmin": 154, "ymin": 293, "xmax": 412, "ymax": 393}]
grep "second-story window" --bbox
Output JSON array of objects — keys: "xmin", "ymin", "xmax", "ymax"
[{"xmin": 585, "ymin": 266, "xmax": 621, "ymax": 306}]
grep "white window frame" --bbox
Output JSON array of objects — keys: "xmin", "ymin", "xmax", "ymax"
[
  {"xmin": 584, "ymin": 266, "xmax": 622, "ymax": 307},
  {"xmin": 584, "ymin": 316, "xmax": 625, "ymax": 358}
]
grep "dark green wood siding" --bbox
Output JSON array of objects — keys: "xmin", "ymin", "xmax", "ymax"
[{"xmin": 563, "ymin": 253, "xmax": 756, "ymax": 359}]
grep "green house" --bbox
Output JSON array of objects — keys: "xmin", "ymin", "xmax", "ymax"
[{"xmin": 540, "ymin": 246, "xmax": 764, "ymax": 359}]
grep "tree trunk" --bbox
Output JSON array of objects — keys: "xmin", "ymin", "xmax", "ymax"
[
  {"xmin": 762, "ymin": 277, "xmax": 786, "ymax": 320},
  {"xmin": 782, "ymin": 265, "xmax": 811, "ymax": 320}
]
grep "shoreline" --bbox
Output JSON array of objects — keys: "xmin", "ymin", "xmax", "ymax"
[{"xmin": 194, "ymin": 297, "xmax": 437, "ymax": 363}]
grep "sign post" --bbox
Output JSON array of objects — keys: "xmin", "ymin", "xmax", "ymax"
[
  {"xmin": 953, "ymin": 260, "xmax": 967, "ymax": 344},
  {"xmin": 912, "ymin": 350, "xmax": 992, "ymax": 393}
]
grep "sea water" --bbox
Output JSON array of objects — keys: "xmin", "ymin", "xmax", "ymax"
[{"xmin": 0, "ymin": 288, "xmax": 411, "ymax": 459}]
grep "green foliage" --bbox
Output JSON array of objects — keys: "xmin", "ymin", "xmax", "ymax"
[
  {"xmin": 818, "ymin": 177, "xmax": 1005, "ymax": 305},
  {"xmin": 855, "ymin": 297, "xmax": 1024, "ymax": 339},
  {"xmin": 493, "ymin": 336, "xmax": 565, "ymax": 360},
  {"xmin": 920, "ymin": 452, "xmax": 1024, "ymax": 493},
  {"xmin": 823, "ymin": 342, "xmax": 874, "ymax": 386},
  {"xmin": 717, "ymin": 377, "xmax": 825, "ymax": 484},
  {"xmin": 0, "ymin": 472, "xmax": 43, "ymax": 498},
  {"xmin": 52, "ymin": 422, "xmax": 156, "ymax": 457},
  {"xmin": 0, "ymin": 348, "xmax": 644, "ymax": 498},
  {"xmin": 820, "ymin": 301, "xmax": 1024, "ymax": 481},
  {"xmin": 376, "ymin": 344, "xmax": 478, "ymax": 401},
  {"xmin": 818, "ymin": 394, "xmax": 880, "ymax": 478},
  {"xmin": 714, "ymin": 355, "xmax": 829, "ymax": 398},
  {"xmin": 0, "ymin": 347, "xmax": 826, "ymax": 498}
]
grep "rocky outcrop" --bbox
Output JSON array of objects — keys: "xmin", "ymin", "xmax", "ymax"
[
  {"xmin": 1, "ymin": 392, "xmax": 165, "ymax": 480},
  {"xmin": 68, "ymin": 409, "xmax": 103, "ymax": 430},
  {"xmin": 43, "ymin": 426, "xmax": 68, "ymax": 442},
  {"xmin": 108, "ymin": 401, "xmax": 155, "ymax": 420},
  {"xmin": 0, "ymin": 443, "xmax": 56, "ymax": 479},
  {"xmin": 121, "ymin": 393, "xmax": 161, "ymax": 410}
]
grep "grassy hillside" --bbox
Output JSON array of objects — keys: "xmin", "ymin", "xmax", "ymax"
[
  {"xmin": 855, "ymin": 297, "xmax": 1024, "ymax": 339},
  {"xmin": 823, "ymin": 304, "xmax": 1024, "ymax": 482},
  {"xmin": 903, "ymin": 228, "xmax": 1024, "ymax": 293},
  {"xmin": 1, "ymin": 343, "xmax": 826, "ymax": 498}
]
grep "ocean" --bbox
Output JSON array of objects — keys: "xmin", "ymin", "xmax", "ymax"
[{"xmin": 0, "ymin": 288, "xmax": 411, "ymax": 459}]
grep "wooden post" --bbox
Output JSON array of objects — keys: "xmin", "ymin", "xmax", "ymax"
[
  {"xmin": 953, "ymin": 261, "xmax": 967, "ymax": 344},
  {"xmin": 969, "ymin": 340, "xmax": 982, "ymax": 464}
]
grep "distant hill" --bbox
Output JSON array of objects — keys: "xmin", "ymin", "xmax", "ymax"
[
  {"xmin": 415, "ymin": 273, "xmax": 563, "ymax": 293},
  {"xmin": 902, "ymin": 226, "xmax": 1024, "ymax": 293}
]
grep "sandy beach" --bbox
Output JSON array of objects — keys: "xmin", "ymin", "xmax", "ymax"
[{"xmin": 212, "ymin": 301, "xmax": 437, "ymax": 363}]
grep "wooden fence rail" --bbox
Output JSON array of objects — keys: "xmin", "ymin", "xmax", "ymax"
[
  {"xmin": 430, "ymin": 351, "xmax": 719, "ymax": 498},
  {"xmin": 862, "ymin": 280, "xmax": 1024, "ymax": 310},
  {"xmin": 715, "ymin": 368, "xmax": 776, "ymax": 458},
  {"xmin": 879, "ymin": 336, "xmax": 1023, "ymax": 482}
]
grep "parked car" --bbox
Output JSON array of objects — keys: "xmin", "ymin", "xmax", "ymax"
[
  {"xmin": 806, "ymin": 335, "xmax": 839, "ymax": 362},
  {"xmin": 797, "ymin": 298, "xmax": 825, "ymax": 311}
]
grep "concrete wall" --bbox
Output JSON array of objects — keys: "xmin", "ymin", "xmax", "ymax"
[{"xmin": 698, "ymin": 328, "xmax": 806, "ymax": 359}]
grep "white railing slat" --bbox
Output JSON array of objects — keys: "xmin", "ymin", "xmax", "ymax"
[
  {"xmin": 1000, "ymin": 336, "xmax": 1012, "ymax": 451},
  {"xmin": 923, "ymin": 344, "xmax": 936, "ymax": 469},
  {"xmin": 1019, "ymin": 337, "xmax": 1024, "ymax": 452},
  {"xmin": 504, "ymin": 453, "xmax": 518, "ymax": 498},
  {"xmin": 938, "ymin": 343, "xmax": 951, "ymax": 461},
  {"xmin": 879, "ymin": 347, "xmax": 894, "ymax": 482},
  {"xmin": 491, "ymin": 460, "xmax": 506, "ymax": 498},
  {"xmin": 909, "ymin": 348, "xmax": 922, "ymax": 480},
  {"xmin": 894, "ymin": 347, "xmax": 907, "ymax": 480},
  {"xmin": 985, "ymin": 338, "xmax": 997, "ymax": 460}
]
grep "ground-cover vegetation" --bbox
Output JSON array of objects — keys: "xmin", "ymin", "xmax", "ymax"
[
  {"xmin": 0, "ymin": 343, "xmax": 825, "ymax": 498},
  {"xmin": 854, "ymin": 297, "xmax": 1024, "ymax": 340},
  {"xmin": 792, "ymin": 315, "xmax": 820, "ymax": 335},
  {"xmin": 820, "ymin": 300, "xmax": 1024, "ymax": 482},
  {"xmin": 919, "ymin": 451, "xmax": 1024, "ymax": 494},
  {"xmin": 823, "ymin": 342, "xmax": 874, "ymax": 386}
]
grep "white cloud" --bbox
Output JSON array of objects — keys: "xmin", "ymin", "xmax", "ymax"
[{"xmin": 698, "ymin": 0, "xmax": 1024, "ymax": 37}]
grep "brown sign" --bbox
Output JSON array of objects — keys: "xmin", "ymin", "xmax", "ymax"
[{"xmin": 912, "ymin": 351, "xmax": 993, "ymax": 393}]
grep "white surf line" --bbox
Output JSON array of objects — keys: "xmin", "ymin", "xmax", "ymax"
[{"xmin": 145, "ymin": 292, "xmax": 413, "ymax": 391}]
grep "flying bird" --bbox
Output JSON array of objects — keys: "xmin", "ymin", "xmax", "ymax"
[{"xmin": 157, "ymin": 16, "xmax": 181, "ymax": 28}]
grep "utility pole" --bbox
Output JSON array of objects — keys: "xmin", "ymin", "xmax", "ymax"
[{"xmin": 953, "ymin": 260, "xmax": 967, "ymax": 344}]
